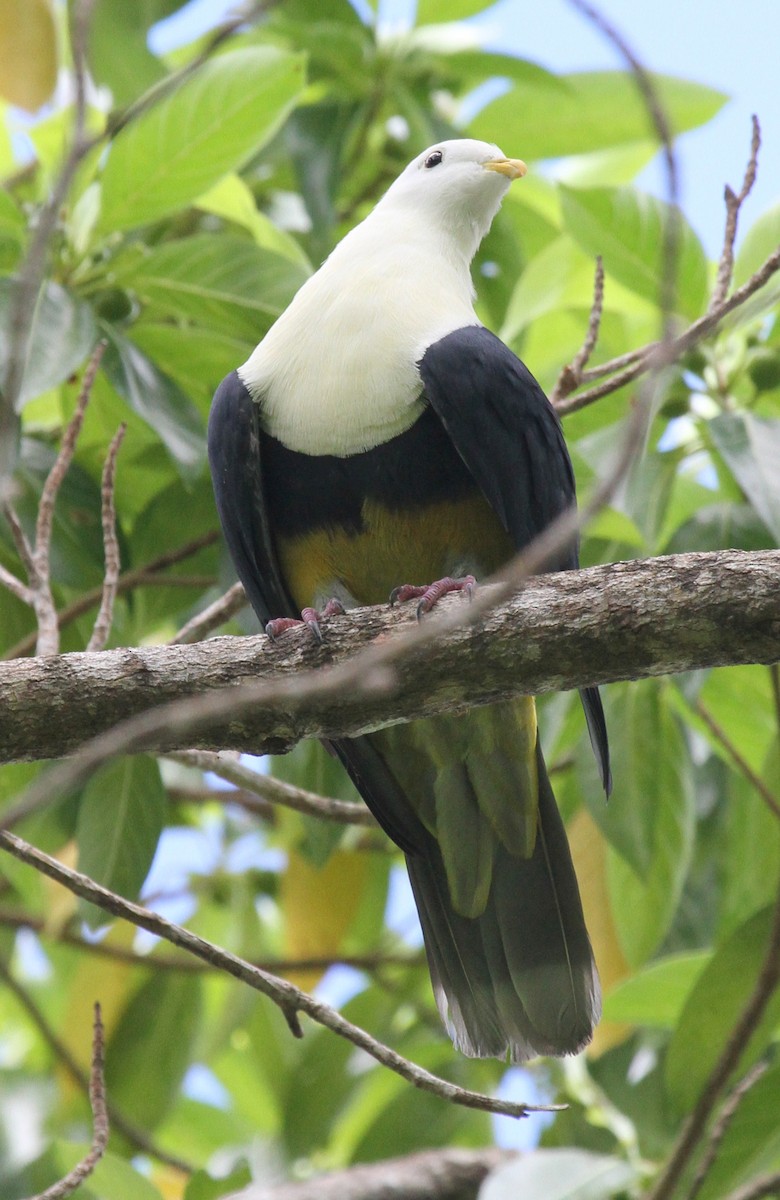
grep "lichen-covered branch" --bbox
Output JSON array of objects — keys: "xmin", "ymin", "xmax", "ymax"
[{"xmin": 0, "ymin": 549, "xmax": 777, "ymax": 771}]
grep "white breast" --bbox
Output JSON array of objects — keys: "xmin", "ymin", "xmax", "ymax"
[{"xmin": 239, "ymin": 212, "xmax": 479, "ymax": 456}]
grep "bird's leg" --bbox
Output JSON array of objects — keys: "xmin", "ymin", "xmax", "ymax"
[
  {"xmin": 265, "ymin": 597, "xmax": 346, "ymax": 643},
  {"xmin": 390, "ymin": 574, "xmax": 476, "ymax": 619}
]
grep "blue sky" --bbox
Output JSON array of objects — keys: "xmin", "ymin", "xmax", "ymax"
[{"xmin": 154, "ymin": 0, "xmax": 780, "ymax": 258}]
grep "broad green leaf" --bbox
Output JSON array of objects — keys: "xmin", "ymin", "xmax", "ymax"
[
  {"xmin": 480, "ymin": 1149, "xmax": 636, "ymax": 1200},
  {"xmin": 185, "ymin": 1163, "xmax": 253, "ymax": 1200},
  {"xmin": 195, "ymin": 173, "xmax": 311, "ymax": 267},
  {"xmin": 99, "ymin": 46, "xmax": 306, "ymax": 233},
  {"xmin": 114, "ymin": 234, "xmax": 308, "ymax": 342},
  {"xmin": 0, "ymin": 279, "xmax": 97, "ymax": 410},
  {"xmin": 602, "ymin": 951, "xmax": 710, "ymax": 1028},
  {"xmin": 416, "ymin": 0, "xmax": 494, "ymax": 23},
  {"xmin": 501, "ymin": 235, "xmax": 595, "ymax": 342},
  {"xmin": 0, "ymin": 0, "xmax": 57, "ymax": 111},
  {"xmin": 734, "ymin": 199, "xmax": 780, "ymax": 287},
  {"xmin": 100, "ymin": 326, "xmax": 206, "ymax": 478},
  {"xmin": 666, "ymin": 906, "xmax": 780, "ymax": 1112},
  {"xmin": 76, "ymin": 756, "xmax": 166, "ymax": 926},
  {"xmin": 106, "ymin": 972, "xmax": 203, "ymax": 1129},
  {"xmin": 696, "ymin": 1063, "xmax": 780, "ymax": 1200},
  {"xmin": 692, "ymin": 666, "xmax": 776, "ymax": 778},
  {"xmin": 469, "ymin": 71, "xmax": 726, "ymax": 160},
  {"xmin": 555, "ymin": 141, "xmax": 658, "ymax": 188},
  {"xmin": 129, "ymin": 321, "xmax": 248, "ymax": 411},
  {"xmin": 560, "ymin": 185, "xmax": 708, "ymax": 318},
  {"xmin": 709, "ymin": 412, "xmax": 780, "ymax": 542},
  {"xmin": 52, "ymin": 1141, "xmax": 163, "ymax": 1199}
]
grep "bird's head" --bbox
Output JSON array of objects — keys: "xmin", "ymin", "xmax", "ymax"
[{"xmin": 375, "ymin": 138, "xmax": 527, "ymax": 258}]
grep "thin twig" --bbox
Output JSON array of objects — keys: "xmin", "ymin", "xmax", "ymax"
[
  {"xmin": 709, "ymin": 116, "xmax": 761, "ymax": 312},
  {"xmin": 87, "ymin": 422, "xmax": 126, "ymax": 652},
  {"xmin": 0, "ymin": 906, "xmax": 420, "ymax": 972},
  {"xmin": 3, "ymin": 531, "xmax": 220, "ymax": 659},
  {"xmin": 551, "ymin": 256, "xmax": 605, "ymax": 403},
  {"xmin": 646, "ymin": 882, "xmax": 780, "ymax": 1200},
  {"xmin": 0, "ymin": 953, "xmax": 192, "ymax": 1173},
  {"xmin": 28, "ymin": 1003, "xmax": 109, "ymax": 1200},
  {"xmin": 0, "ymin": 827, "xmax": 561, "ymax": 1120},
  {"xmin": 0, "ymin": 561, "xmax": 33, "ymax": 605},
  {"xmin": 169, "ymin": 750, "xmax": 379, "ymax": 827},
  {"xmin": 169, "ymin": 581, "xmax": 247, "ymax": 644},
  {"xmin": 556, "ymin": 246, "xmax": 780, "ymax": 415},
  {"xmin": 694, "ymin": 699, "xmax": 780, "ymax": 822},
  {"xmin": 685, "ymin": 1061, "xmax": 768, "ymax": 1200}
]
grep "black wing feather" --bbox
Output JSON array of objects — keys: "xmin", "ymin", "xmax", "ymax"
[{"xmin": 419, "ymin": 326, "xmax": 611, "ymax": 793}]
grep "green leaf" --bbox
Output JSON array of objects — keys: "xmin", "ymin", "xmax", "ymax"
[
  {"xmin": 560, "ymin": 185, "xmax": 708, "ymax": 318},
  {"xmin": 709, "ymin": 412, "xmax": 780, "ymax": 542},
  {"xmin": 129, "ymin": 321, "xmax": 248, "ymax": 411},
  {"xmin": 83, "ymin": 0, "xmax": 178, "ymax": 106},
  {"xmin": 734, "ymin": 199, "xmax": 780, "ymax": 287},
  {"xmin": 0, "ymin": 188, "xmax": 25, "ymax": 271},
  {"xmin": 666, "ymin": 906, "xmax": 780, "ymax": 1112},
  {"xmin": 0, "ymin": 279, "xmax": 97, "ymax": 409},
  {"xmin": 0, "ymin": 0, "xmax": 57, "ymax": 112},
  {"xmin": 480, "ymin": 1149, "xmax": 636, "ymax": 1200},
  {"xmin": 76, "ymin": 756, "xmax": 166, "ymax": 926},
  {"xmin": 106, "ymin": 973, "xmax": 203, "ymax": 1129},
  {"xmin": 185, "ymin": 1164, "xmax": 253, "ymax": 1200},
  {"xmin": 99, "ymin": 46, "xmax": 306, "ymax": 233},
  {"xmin": 114, "ymin": 233, "xmax": 309, "ymax": 342},
  {"xmin": 602, "ymin": 951, "xmax": 710, "ymax": 1028},
  {"xmin": 469, "ymin": 71, "xmax": 726, "ymax": 160},
  {"xmin": 719, "ymin": 744, "xmax": 780, "ymax": 937},
  {"xmin": 100, "ymin": 326, "xmax": 206, "ymax": 478},
  {"xmin": 195, "ymin": 173, "xmax": 311, "ymax": 267},
  {"xmin": 416, "ymin": 0, "xmax": 494, "ymax": 23}
]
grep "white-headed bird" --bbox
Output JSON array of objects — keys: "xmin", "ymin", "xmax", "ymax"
[{"xmin": 208, "ymin": 139, "xmax": 611, "ymax": 1061}]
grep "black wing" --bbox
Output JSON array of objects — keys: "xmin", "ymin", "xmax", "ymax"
[
  {"xmin": 207, "ymin": 370, "xmax": 295, "ymax": 626},
  {"xmin": 418, "ymin": 325, "xmax": 611, "ymax": 793}
]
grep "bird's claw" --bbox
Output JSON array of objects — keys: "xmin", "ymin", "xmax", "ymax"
[
  {"xmin": 389, "ymin": 575, "xmax": 477, "ymax": 619},
  {"xmin": 265, "ymin": 598, "xmax": 346, "ymax": 643}
]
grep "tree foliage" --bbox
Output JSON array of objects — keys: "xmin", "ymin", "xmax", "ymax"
[{"xmin": 0, "ymin": 2, "xmax": 779, "ymax": 1199}]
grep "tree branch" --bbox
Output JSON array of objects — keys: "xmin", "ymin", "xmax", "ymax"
[{"xmin": 0, "ymin": 550, "xmax": 777, "ymax": 773}]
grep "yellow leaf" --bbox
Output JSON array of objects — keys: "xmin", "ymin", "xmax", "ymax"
[
  {"xmin": 568, "ymin": 807, "xmax": 633, "ymax": 1056},
  {"xmin": 0, "ymin": 0, "xmax": 57, "ymax": 112},
  {"xmin": 281, "ymin": 849, "xmax": 369, "ymax": 991}
]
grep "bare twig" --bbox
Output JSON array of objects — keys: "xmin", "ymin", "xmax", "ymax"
[
  {"xmin": 551, "ymin": 256, "xmax": 605, "ymax": 403},
  {"xmin": 556, "ymin": 247, "xmax": 780, "ymax": 415},
  {"xmin": 694, "ymin": 699, "xmax": 780, "ymax": 822},
  {"xmin": 0, "ymin": 954, "xmax": 191, "ymax": 1172},
  {"xmin": 0, "ymin": 560, "xmax": 33, "ymax": 606},
  {"xmin": 86, "ymin": 422, "xmax": 126, "ymax": 652},
  {"xmin": 3, "ymin": 530, "xmax": 220, "ymax": 660},
  {"xmin": 169, "ymin": 750, "xmax": 379, "ymax": 827},
  {"xmin": 646, "ymin": 882, "xmax": 780, "ymax": 1200},
  {"xmin": 28, "ymin": 1003, "xmax": 109, "ymax": 1200},
  {"xmin": 0, "ymin": 828, "xmax": 559, "ymax": 1119},
  {"xmin": 685, "ymin": 1061, "xmax": 768, "ymax": 1200},
  {"xmin": 709, "ymin": 116, "xmax": 761, "ymax": 312},
  {"xmin": 169, "ymin": 581, "xmax": 247, "ymax": 644}
]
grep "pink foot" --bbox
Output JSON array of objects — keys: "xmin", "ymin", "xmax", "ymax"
[
  {"xmin": 265, "ymin": 598, "xmax": 346, "ymax": 643},
  {"xmin": 389, "ymin": 575, "xmax": 476, "ymax": 619}
]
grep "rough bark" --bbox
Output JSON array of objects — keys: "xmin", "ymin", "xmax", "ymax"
[
  {"xmin": 0, "ymin": 549, "xmax": 778, "ymax": 766},
  {"xmin": 223, "ymin": 1148, "xmax": 515, "ymax": 1200}
]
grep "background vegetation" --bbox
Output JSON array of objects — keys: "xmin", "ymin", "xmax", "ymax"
[{"xmin": 0, "ymin": 1, "xmax": 779, "ymax": 1198}]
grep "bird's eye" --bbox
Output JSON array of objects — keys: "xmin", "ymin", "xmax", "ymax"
[{"xmin": 424, "ymin": 150, "xmax": 443, "ymax": 169}]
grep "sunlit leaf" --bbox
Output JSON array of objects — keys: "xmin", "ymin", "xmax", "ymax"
[
  {"xmin": 602, "ymin": 952, "xmax": 710, "ymax": 1028},
  {"xmin": 0, "ymin": 0, "xmax": 57, "ymax": 111},
  {"xmin": 734, "ymin": 199, "xmax": 780, "ymax": 287},
  {"xmin": 709, "ymin": 412, "xmax": 780, "ymax": 542},
  {"xmin": 480, "ymin": 1149, "xmax": 636, "ymax": 1200},
  {"xmin": 469, "ymin": 71, "xmax": 726, "ymax": 160},
  {"xmin": 560, "ymin": 185, "xmax": 708, "ymax": 318},
  {"xmin": 99, "ymin": 47, "xmax": 306, "ymax": 233}
]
